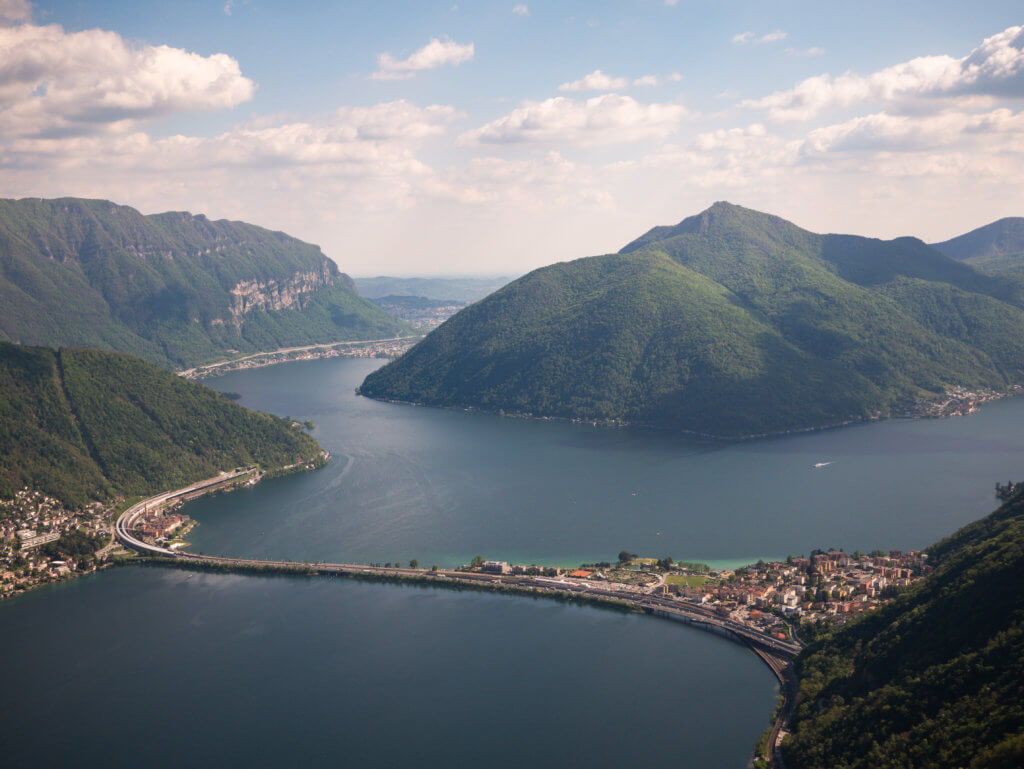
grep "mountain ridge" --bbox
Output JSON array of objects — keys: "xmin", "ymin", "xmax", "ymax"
[
  {"xmin": 0, "ymin": 197, "xmax": 408, "ymax": 369},
  {"xmin": 359, "ymin": 202, "xmax": 1024, "ymax": 438}
]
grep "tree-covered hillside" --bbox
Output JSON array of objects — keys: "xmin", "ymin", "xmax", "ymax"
[
  {"xmin": 932, "ymin": 217, "xmax": 1024, "ymax": 276},
  {"xmin": 359, "ymin": 202, "xmax": 1024, "ymax": 437},
  {"xmin": 0, "ymin": 342, "xmax": 323, "ymax": 507},
  {"xmin": 783, "ymin": 491, "xmax": 1024, "ymax": 769},
  {"xmin": 0, "ymin": 197, "xmax": 408, "ymax": 369}
]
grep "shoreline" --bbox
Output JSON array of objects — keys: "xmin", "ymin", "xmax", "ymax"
[
  {"xmin": 179, "ymin": 336, "xmax": 422, "ymax": 380},
  {"xmin": 357, "ymin": 386, "xmax": 1020, "ymax": 442}
]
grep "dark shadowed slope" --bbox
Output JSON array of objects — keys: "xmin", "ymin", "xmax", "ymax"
[
  {"xmin": 932, "ymin": 217, "xmax": 1024, "ymax": 276},
  {"xmin": 783, "ymin": 491, "xmax": 1024, "ymax": 769}
]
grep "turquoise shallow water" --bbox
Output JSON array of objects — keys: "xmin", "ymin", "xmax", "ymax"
[{"xmin": 189, "ymin": 357, "xmax": 1024, "ymax": 568}]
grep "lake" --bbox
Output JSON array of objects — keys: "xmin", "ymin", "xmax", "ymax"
[
  {"xmin": 191, "ymin": 357, "xmax": 1024, "ymax": 568},
  {"xmin": 3, "ymin": 356, "xmax": 1023, "ymax": 768}
]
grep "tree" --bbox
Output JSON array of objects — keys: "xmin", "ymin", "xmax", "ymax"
[
  {"xmin": 409, "ymin": 559, "xmax": 419, "ymax": 569},
  {"xmin": 431, "ymin": 564, "xmax": 438, "ymax": 572},
  {"xmin": 618, "ymin": 550, "xmax": 635, "ymax": 563},
  {"xmin": 471, "ymin": 555, "xmax": 484, "ymax": 568}
]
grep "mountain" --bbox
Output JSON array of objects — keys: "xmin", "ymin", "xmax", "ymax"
[
  {"xmin": 359, "ymin": 202, "xmax": 1024, "ymax": 438},
  {"xmin": 932, "ymin": 217, "xmax": 1024, "ymax": 276},
  {"xmin": 0, "ymin": 342, "xmax": 323, "ymax": 507},
  {"xmin": 0, "ymin": 197, "xmax": 409, "ymax": 369},
  {"xmin": 354, "ymin": 276, "xmax": 513, "ymax": 303},
  {"xmin": 783, "ymin": 491, "xmax": 1024, "ymax": 769}
]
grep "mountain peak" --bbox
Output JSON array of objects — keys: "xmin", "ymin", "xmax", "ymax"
[{"xmin": 619, "ymin": 201, "xmax": 802, "ymax": 254}]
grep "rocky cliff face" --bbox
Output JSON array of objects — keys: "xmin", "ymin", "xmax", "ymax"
[
  {"xmin": 0, "ymin": 196, "xmax": 408, "ymax": 368},
  {"xmin": 229, "ymin": 264, "xmax": 335, "ymax": 319}
]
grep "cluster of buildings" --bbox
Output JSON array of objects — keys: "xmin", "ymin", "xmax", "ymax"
[
  {"xmin": 668, "ymin": 550, "xmax": 930, "ymax": 627},
  {"xmin": 0, "ymin": 489, "xmax": 111, "ymax": 598},
  {"xmin": 186, "ymin": 338, "xmax": 418, "ymax": 380},
  {"xmin": 135, "ymin": 512, "xmax": 191, "ymax": 541}
]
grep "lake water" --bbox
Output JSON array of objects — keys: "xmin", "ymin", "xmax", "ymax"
[
  {"xmin": 4, "ymin": 356, "xmax": 1023, "ymax": 768},
  {"xmin": 191, "ymin": 357, "xmax": 1024, "ymax": 568},
  {"xmin": 0, "ymin": 568, "xmax": 776, "ymax": 769}
]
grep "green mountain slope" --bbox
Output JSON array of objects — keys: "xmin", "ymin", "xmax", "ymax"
[
  {"xmin": 783, "ymin": 492, "xmax": 1024, "ymax": 769},
  {"xmin": 931, "ymin": 217, "xmax": 1024, "ymax": 275},
  {"xmin": 359, "ymin": 202, "xmax": 1024, "ymax": 437},
  {"xmin": 0, "ymin": 342, "xmax": 322, "ymax": 507},
  {"xmin": 0, "ymin": 197, "xmax": 409, "ymax": 369}
]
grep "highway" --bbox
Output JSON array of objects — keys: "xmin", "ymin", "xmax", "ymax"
[{"xmin": 115, "ymin": 473, "xmax": 803, "ymax": 765}]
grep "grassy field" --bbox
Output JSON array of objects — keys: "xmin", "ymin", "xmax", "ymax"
[{"xmin": 666, "ymin": 574, "xmax": 712, "ymax": 588}]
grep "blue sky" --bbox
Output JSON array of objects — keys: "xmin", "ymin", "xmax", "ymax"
[{"xmin": 4, "ymin": 0, "xmax": 1024, "ymax": 275}]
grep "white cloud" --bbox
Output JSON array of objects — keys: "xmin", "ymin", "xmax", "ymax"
[
  {"xmin": 0, "ymin": 21, "xmax": 254, "ymax": 138},
  {"xmin": 747, "ymin": 25, "xmax": 1024, "ymax": 121},
  {"xmin": 786, "ymin": 46, "xmax": 825, "ymax": 57},
  {"xmin": 460, "ymin": 94, "xmax": 688, "ymax": 145},
  {"xmin": 223, "ymin": 1, "xmax": 234, "ymax": 15},
  {"xmin": 372, "ymin": 38, "xmax": 474, "ymax": 80},
  {"xmin": 558, "ymin": 69, "xmax": 629, "ymax": 92},
  {"xmin": 0, "ymin": 0, "xmax": 31, "ymax": 25},
  {"xmin": 669, "ymin": 72, "xmax": 683, "ymax": 82},
  {"xmin": 633, "ymin": 75, "xmax": 658, "ymax": 87},
  {"xmin": 733, "ymin": 30, "xmax": 787, "ymax": 45},
  {"xmin": 512, "ymin": 4, "xmax": 528, "ymax": 16}
]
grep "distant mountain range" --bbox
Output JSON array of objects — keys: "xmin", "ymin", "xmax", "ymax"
[
  {"xmin": 784, "ymin": 488, "xmax": 1024, "ymax": 769},
  {"xmin": 0, "ymin": 342, "xmax": 322, "ymax": 507},
  {"xmin": 932, "ymin": 217, "xmax": 1024, "ymax": 275},
  {"xmin": 360, "ymin": 202, "xmax": 1024, "ymax": 438},
  {"xmin": 354, "ymin": 275, "xmax": 512, "ymax": 303},
  {"xmin": 0, "ymin": 198, "xmax": 408, "ymax": 369}
]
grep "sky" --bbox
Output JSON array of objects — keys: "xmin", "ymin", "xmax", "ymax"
[{"xmin": 2, "ymin": 0, "xmax": 1023, "ymax": 277}]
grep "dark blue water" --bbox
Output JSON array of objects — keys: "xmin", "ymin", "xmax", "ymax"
[
  {"xmin": 5, "ymin": 356, "xmax": 1022, "ymax": 768},
  {"xmin": 189, "ymin": 357, "xmax": 1024, "ymax": 568},
  {"xmin": 0, "ymin": 568, "xmax": 776, "ymax": 769}
]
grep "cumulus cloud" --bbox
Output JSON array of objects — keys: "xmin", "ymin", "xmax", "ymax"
[
  {"xmin": 460, "ymin": 94, "xmax": 688, "ymax": 145},
  {"xmin": 747, "ymin": 25, "xmax": 1024, "ymax": 121},
  {"xmin": 372, "ymin": 38, "xmax": 474, "ymax": 80},
  {"xmin": 558, "ymin": 69, "xmax": 629, "ymax": 92},
  {"xmin": 633, "ymin": 75, "xmax": 659, "ymax": 87},
  {"xmin": 512, "ymin": 4, "xmax": 528, "ymax": 15},
  {"xmin": 0, "ymin": 0, "xmax": 30, "ymax": 25},
  {"xmin": 733, "ymin": 30, "xmax": 787, "ymax": 45},
  {"xmin": 0, "ymin": 21, "xmax": 254, "ymax": 138}
]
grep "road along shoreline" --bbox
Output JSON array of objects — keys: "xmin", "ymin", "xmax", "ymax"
[{"xmin": 116, "ymin": 473, "xmax": 801, "ymax": 766}]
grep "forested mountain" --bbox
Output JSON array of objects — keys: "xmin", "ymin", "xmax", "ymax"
[
  {"xmin": 359, "ymin": 202, "xmax": 1024, "ymax": 438},
  {"xmin": 0, "ymin": 198, "xmax": 408, "ymax": 369},
  {"xmin": 783, "ymin": 491, "xmax": 1024, "ymax": 769},
  {"xmin": 932, "ymin": 217, "xmax": 1024, "ymax": 276},
  {"xmin": 0, "ymin": 342, "xmax": 322, "ymax": 507}
]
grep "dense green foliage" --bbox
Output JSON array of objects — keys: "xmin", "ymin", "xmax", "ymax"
[
  {"xmin": 932, "ymin": 217, "xmax": 1024, "ymax": 275},
  {"xmin": 354, "ymin": 276, "xmax": 512, "ymax": 303},
  {"xmin": 0, "ymin": 197, "xmax": 407, "ymax": 369},
  {"xmin": 360, "ymin": 202, "xmax": 1024, "ymax": 437},
  {"xmin": 0, "ymin": 342, "xmax": 322, "ymax": 507},
  {"xmin": 783, "ymin": 494, "xmax": 1024, "ymax": 769}
]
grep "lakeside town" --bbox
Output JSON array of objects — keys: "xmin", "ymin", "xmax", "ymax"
[{"xmin": 180, "ymin": 336, "xmax": 421, "ymax": 380}]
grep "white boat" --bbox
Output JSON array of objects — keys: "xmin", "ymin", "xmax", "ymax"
[{"xmin": 813, "ymin": 461, "xmax": 833, "ymax": 469}]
